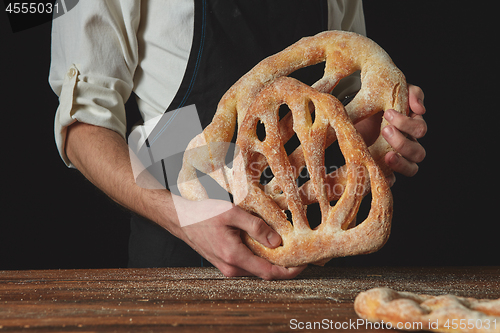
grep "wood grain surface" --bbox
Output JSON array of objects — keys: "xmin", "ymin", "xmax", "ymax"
[{"xmin": 1, "ymin": 266, "xmax": 499, "ymax": 332}]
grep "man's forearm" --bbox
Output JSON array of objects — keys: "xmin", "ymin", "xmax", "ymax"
[
  {"xmin": 64, "ymin": 122, "xmax": 305, "ymax": 280},
  {"xmin": 65, "ymin": 122, "xmax": 183, "ymax": 238}
]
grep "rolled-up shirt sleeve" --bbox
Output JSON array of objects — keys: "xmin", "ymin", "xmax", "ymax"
[{"xmin": 49, "ymin": 0, "xmax": 141, "ymax": 167}]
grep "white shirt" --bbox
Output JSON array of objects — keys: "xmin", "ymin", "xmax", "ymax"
[{"xmin": 49, "ymin": 0, "xmax": 366, "ymax": 167}]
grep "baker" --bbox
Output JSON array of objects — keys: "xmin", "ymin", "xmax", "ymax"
[{"xmin": 50, "ymin": 0, "xmax": 426, "ymax": 280}]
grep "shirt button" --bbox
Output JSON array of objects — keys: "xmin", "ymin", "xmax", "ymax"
[{"xmin": 68, "ymin": 68, "xmax": 77, "ymax": 78}]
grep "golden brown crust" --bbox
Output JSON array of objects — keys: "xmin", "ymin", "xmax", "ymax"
[
  {"xmin": 178, "ymin": 31, "xmax": 408, "ymax": 267},
  {"xmin": 354, "ymin": 287, "xmax": 500, "ymax": 333}
]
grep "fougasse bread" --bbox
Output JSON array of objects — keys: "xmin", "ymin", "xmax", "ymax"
[
  {"xmin": 355, "ymin": 287, "xmax": 500, "ymax": 333},
  {"xmin": 178, "ymin": 31, "xmax": 408, "ymax": 267}
]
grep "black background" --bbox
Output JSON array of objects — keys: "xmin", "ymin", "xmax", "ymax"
[{"xmin": 1, "ymin": 1, "xmax": 498, "ymax": 270}]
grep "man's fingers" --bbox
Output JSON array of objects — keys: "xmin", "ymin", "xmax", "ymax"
[
  {"xmin": 228, "ymin": 208, "xmax": 282, "ymax": 248},
  {"xmin": 380, "ymin": 84, "xmax": 427, "ymax": 178},
  {"xmin": 216, "ymin": 242, "xmax": 307, "ymax": 281},
  {"xmin": 182, "ymin": 200, "xmax": 306, "ymax": 281},
  {"xmin": 408, "ymin": 84, "xmax": 426, "ymax": 115},
  {"xmin": 384, "ymin": 109, "xmax": 427, "ymax": 139},
  {"xmin": 382, "ymin": 125, "xmax": 426, "ymax": 164},
  {"xmin": 224, "ymin": 263, "xmax": 306, "ymax": 281},
  {"xmin": 267, "ymin": 264, "xmax": 307, "ymax": 281},
  {"xmin": 218, "ymin": 208, "xmax": 306, "ymax": 280},
  {"xmin": 385, "ymin": 151, "xmax": 419, "ymax": 178}
]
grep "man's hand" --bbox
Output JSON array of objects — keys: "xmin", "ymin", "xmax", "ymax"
[
  {"xmin": 381, "ymin": 84, "xmax": 427, "ymax": 178},
  {"xmin": 176, "ymin": 199, "xmax": 306, "ymax": 281},
  {"xmin": 354, "ymin": 84, "xmax": 427, "ymax": 182}
]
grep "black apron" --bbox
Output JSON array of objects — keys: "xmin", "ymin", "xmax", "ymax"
[{"xmin": 128, "ymin": 0, "xmax": 328, "ymax": 268}]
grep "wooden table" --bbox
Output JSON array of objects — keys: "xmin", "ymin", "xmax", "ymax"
[{"xmin": 0, "ymin": 266, "xmax": 498, "ymax": 332}]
